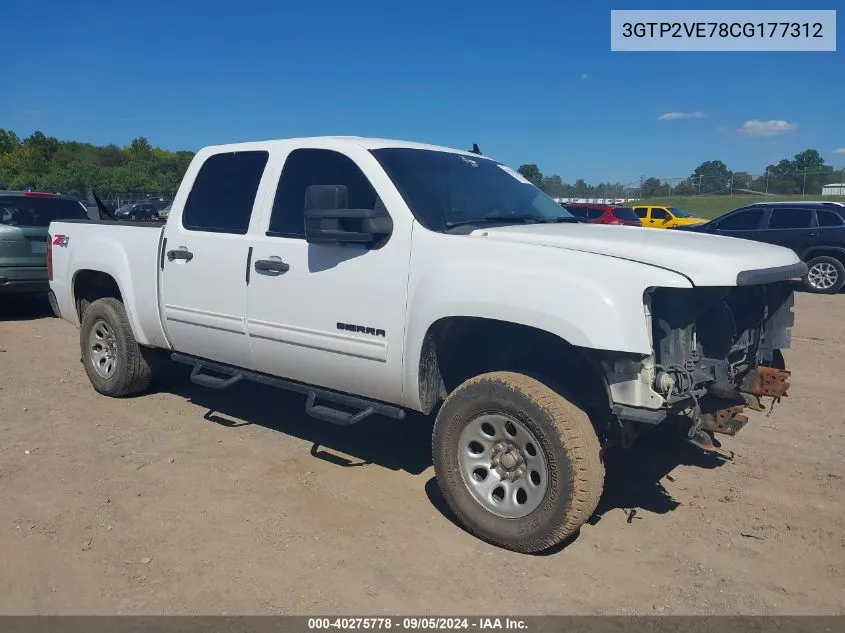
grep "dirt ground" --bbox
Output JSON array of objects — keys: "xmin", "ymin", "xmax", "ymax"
[{"xmin": 1, "ymin": 292, "xmax": 843, "ymax": 615}]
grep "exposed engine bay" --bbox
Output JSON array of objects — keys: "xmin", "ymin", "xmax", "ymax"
[
  {"xmin": 604, "ymin": 282, "xmax": 796, "ymax": 451},
  {"xmin": 649, "ymin": 282, "xmax": 795, "ymax": 449}
]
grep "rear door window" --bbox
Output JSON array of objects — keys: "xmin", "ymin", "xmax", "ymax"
[
  {"xmin": 767, "ymin": 207, "xmax": 813, "ymax": 230},
  {"xmin": 717, "ymin": 209, "xmax": 764, "ymax": 231},
  {"xmin": 633, "ymin": 207, "xmax": 648, "ymax": 219},
  {"xmin": 0, "ymin": 196, "xmax": 88, "ymax": 227},
  {"xmin": 182, "ymin": 150, "xmax": 269, "ymax": 234},
  {"xmin": 817, "ymin": 209, "xmax": 845, "ymax": 227}
]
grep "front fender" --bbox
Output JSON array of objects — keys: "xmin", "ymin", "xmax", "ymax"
[{"xmin": 401, "ymin": 228, "xmax": 692, "ymax": 410}]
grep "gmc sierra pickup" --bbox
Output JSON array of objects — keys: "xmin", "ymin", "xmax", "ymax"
[{"xmin": 48, "ymin": 136, "xmax": 802, "ymax": 553}]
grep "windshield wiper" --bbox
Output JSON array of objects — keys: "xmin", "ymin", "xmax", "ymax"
[
  {"xmin": 445, "ymin": 214, "xmax": 543, "ymax": 228},
  {"xmin": 538, "ymin": 216, "xmax": 588, "ymax": 224}
]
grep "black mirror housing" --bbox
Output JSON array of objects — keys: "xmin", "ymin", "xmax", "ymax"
[{"xmin": 303, "ymin": 185, "xmax": 392, "ymax": 247}]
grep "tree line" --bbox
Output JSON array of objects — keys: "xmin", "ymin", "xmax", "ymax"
[
  {"xmin": 517, "ymin": 148, "xmax": 845, "ymax": 198},
  {"xmin": 0, "ymin": 129, "xmax": 194, "ymax": 198},
  {"xmin": 1, "ymin": 128, "xmax": 842, "ymax": 200}
]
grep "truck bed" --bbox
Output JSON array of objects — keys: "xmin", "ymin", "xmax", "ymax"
[{"xmin": 48, "ymin": 219, "xmax": 171, "ymax": 349}]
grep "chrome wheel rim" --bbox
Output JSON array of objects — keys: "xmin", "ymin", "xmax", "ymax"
[
  {"xmin": 88, "ymin": 319, "xmax": 117, "ymax": 379},
  {"xmin": 457, "ymin": 413, "xmax": 549, "ymax": 519},
  {"xmin": 808, "ymin": 262, "xmax": 838, "ymax": 290}
]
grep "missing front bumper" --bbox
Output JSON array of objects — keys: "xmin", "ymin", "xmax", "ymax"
[{"xmin": 690, "ymin": 364, "xmax": 793, "ymax": 451}]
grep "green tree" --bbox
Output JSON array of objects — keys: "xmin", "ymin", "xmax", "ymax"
[
  {"xmin": 540, "ymin": 174, "xmax": 566, "ymax": 197},
  {"xmin": 732, "ymin": 171, "xmax": 752, "ymax": 192},
  {"xmin": 0, "ymin": 129, "xmax": 21, "ymax": 155},
  {"xmin": 689, "ymin": 160, "xmax": 733, "ymax": 194},
  {"xmin": 517, "ymin": 164, "xmax": 543, "ymax": 187},
  {"xmin": 792, "ymin": 149, "xmax": 833, "ymax": 195},
  {"xmin": 0, "ymin": 129, "xmax": 196, "ymax": 198},
  {"xmin": 572, "ymin": 179, "xmax": 590, "ymax": 197},
  {"xmin": 641, "ymin": 177, "xmax": 662, "ymax": 198},
  {"xmin": 126, "ymin": 136, "xmax": 154, "ymax": 163}
]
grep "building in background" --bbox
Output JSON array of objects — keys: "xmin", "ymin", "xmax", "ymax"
[{"xmin": 822, "ymin": 183, "xmax": 845, "ymax": 196}]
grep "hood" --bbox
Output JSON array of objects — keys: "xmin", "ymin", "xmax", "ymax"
[
  {"xmin": 672, "ymin": 216, "xmax": 708, "ymax": 225},
  {"xmin": 470, "ymin": 223, "xmax": 803, "ymax": 286}
]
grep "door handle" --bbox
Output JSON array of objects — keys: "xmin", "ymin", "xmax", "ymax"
[
  {"xmin": 254, "ymin": 258, "xmax": 290, "ymax": 275},
  {"xmin": 167, "ymin": 248, "xmax": 193, "ymax": 262}
]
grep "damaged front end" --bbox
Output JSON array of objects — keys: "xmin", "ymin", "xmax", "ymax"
[{"xmin": 603, "ymin": 281, "xmax": 796, "ymax": 451}]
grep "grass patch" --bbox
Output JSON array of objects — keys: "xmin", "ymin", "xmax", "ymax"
[{"xmin": 632, "ymin": 195, "xmax": 845, "ymax": 220}]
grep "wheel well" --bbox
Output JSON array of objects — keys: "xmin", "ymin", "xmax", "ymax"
[
  {"xmin": 73, "ymin": 270, "xmax": 122, "ymax": 322},
  {"xmin": 418, "ymin": 317, "xmax": 612, "ymax": 431},
  {"xmin": 804, "ymin": 249, "xmax": 845, "ymax": 266}
]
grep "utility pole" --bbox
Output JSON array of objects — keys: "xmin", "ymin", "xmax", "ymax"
[
  {"xmin": 802, "ymin": 167, "xmax": 807, "ymax": 197},
  {"xmin": 698, "ymin": 174, "xmax": 703, "ymax": 195}
]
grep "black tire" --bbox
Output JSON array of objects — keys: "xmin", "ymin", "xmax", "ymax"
[
  {"xmin": 432, "ymin": 371, "xmax": 604, "ymax": 553},
  {"xmin": 803, "ymin": 256, "xmax": 845, "ymax": 294},
  {"xmin": 79, "ymin": 297, "xmax": 153, "ymax": 397},
  {"xmin": 47, "ymin": 290, "xmax": 61, "ymax": 318}
]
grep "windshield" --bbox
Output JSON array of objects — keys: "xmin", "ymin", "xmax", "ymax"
[
  {"xmin": 669, "ymin": 206, "xmax": 698, "ymax": 218},
  {"xmin": 370, "ymin": 148, "xmax": 573, "ymax": 231},
  {"xmin": 0, "ymin": 196, "xmax": 88, "ymax": 227}
]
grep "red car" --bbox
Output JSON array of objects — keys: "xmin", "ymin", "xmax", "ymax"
[{"xmin": 561, "ymin": 203, "xmax": 642, "ymax": 227}]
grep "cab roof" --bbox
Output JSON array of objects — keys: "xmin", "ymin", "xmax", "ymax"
[{"xmin": 198, "ymin": 136, "xmax": 495, "ymax": 160}]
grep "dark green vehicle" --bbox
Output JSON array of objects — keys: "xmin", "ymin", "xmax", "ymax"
[{"xmin": 0, "ymin": 191, "xmax": 89, "ymax": 300}]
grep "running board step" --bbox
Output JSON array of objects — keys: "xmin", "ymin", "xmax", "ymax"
[
  {"xmin": 171, "ymin": 353, "xmax": 405, "ymax": 426},
  {"xmin": 305, "ymin": 392, "xmax": 375, "ymax": 426},
  {"xmin": 189, "ymin": 361, "xmax": 244, "ymax": 390}
]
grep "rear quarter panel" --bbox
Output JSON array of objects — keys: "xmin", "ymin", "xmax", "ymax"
[{"xmin": 49, "ymin": 221, "xmax": 170, "ymax": 349}]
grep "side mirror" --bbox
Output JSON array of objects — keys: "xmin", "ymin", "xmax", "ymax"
[{"xmin": 303, "ymin": 185, "xmax": 392, "ymax": 247}]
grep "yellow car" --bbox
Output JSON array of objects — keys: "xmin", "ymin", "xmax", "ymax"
[{"xmin": 632, "ymin": 205, "xmax": 708, "ymax": 229}]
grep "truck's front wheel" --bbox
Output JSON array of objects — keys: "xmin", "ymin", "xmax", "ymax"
[
  {"xmin": 432, "ymin": 371, "xmax": 604, "ymax": 553},
  {"xmin": 79, "ymin": 297, "xmax": 153, "ymax": 397}
]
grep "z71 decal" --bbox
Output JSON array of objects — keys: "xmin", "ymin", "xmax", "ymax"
[
  {"xmin": 52, "ymin": 235, "xmax": 69, "ymax": 247},
  {"xmin": 337, "ymin": 322, "xmax": 386, "ymax": 337}
]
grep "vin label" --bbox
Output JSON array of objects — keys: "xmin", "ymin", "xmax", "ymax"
[{"xmin": 611, "ymin": 10, "xmax": 836, "ymax": 51}]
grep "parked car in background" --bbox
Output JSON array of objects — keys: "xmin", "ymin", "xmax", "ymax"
[
  {"xmin": 0, "ymin": 191, "xmax": 89, "ymax": 302},
  {"xmin": 677, "ymin": 201, "xmax": 845, "ymax": 294},
  {"xmin": 114, "ymin": 199, "xmax": 170, "ymax": 221},
  {"xmin": 561, "ymin": 203, "xmax": 641, "ymax": 226},
  {"xmin": 632, "ymin": 204, "xmax": 707, "ymax": 229},
  {"xmin": 156, "ymin": 203, "xmax": 172, "ymax": 219}
]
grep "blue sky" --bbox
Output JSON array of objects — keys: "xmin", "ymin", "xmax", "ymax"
[{"xmin": 3, "ymin": 0, "xmax": 843, "ymax": 184}]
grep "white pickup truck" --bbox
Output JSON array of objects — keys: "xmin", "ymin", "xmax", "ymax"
[{"xmin": 48, "ymin": 136, "xmax": 802, "ymax": 553}]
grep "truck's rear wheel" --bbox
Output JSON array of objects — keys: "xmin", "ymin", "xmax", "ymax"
[
  {"xmin": 79, "ymin": 297, "xmax": 153, "ymax": 397},
  {"xmin": 432, "ymin": 371, "xmax": 604, "ymax": 553}
]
